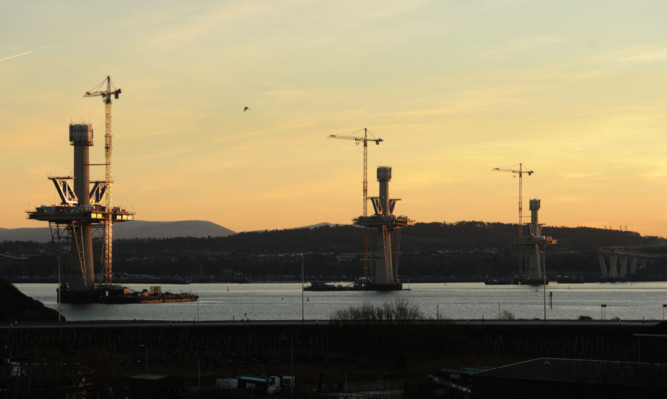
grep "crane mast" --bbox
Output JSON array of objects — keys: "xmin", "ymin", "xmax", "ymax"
[
  {"xmin": 329, "ymin": 128, "xmax": 383, "ymax": 278},
  {"xmin": 493, "ymin": 163, "xmax": 534, "ymax": 274},
  {"xmin": 329, "ymin": 128, "xmax": 382, "ymax": 216},
  {"xmin": 84, "ymin": 76, "xmax": 121, "ymax": 285}
]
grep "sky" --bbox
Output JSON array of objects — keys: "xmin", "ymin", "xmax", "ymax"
[{"xmin": 2, "ymin": 1, "xmax": 667, "ymax": 237}]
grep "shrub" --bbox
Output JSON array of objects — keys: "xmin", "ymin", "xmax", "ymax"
[
  {"xmin": 330, "ymin": 299, "xmax": 424, "ymax": 322},
  {"xmin": 500, "ymin": 310, "xmax": 516, "ymax": 320}
]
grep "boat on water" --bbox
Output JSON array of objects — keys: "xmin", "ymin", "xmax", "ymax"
[
  {"xmin": 58, "ymin": 284, "xmax": 198, "ymax": 304},
  {"xmin": 484, "ymin": 277, "xmax": 515, "ymax": 285},
  {"xmin": 304, "ymin": 281, "xmax": 355, "ymax": 291},
  {"xmin": 484, "ymin": 275, "xmax": 549, "ymax": 286},
  {"xmin": 304, "ymin": 279, "xmax": 402, "ymax": 291}
]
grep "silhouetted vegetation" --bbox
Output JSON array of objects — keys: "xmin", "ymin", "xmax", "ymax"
[
  {"xmin": 500, "ymin": 310, "xmax": 516, "ymax": 320},
  {"xmin": 330, "ymin": 299, "xmax": 425, "ymax": 322},
  {"xmin": 2, "ymin": 222, "xmax": 667, "ymax": 282}
]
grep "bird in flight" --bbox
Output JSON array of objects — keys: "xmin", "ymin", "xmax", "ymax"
[{"xmin": 243, "ymin": 106, "xmax": 251, "ymax": 112}]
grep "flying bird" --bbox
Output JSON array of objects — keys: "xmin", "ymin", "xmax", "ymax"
[{"xmin": 243, "ymin": 106, "xmax": 251, "ymax": 112}]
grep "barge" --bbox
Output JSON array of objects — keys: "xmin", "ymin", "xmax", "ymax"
[
  {"xmin": 304, "ymin": 280, "xmax": 402, "ymax": 291},
  {"xmin": 58, "ymin": 284, "xmax": 198, "ymax": 304},
  {"xmin": 484, "ymin": 275, "xmax": 549, "ymax": 286}
]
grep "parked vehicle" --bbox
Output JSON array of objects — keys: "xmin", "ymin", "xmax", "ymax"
[
  {"xmin": 216, "ymin": 375, "xmax": 295, "ymax": 395},
  {"xmin": 268, "ymin": 375, "xmax": 296, "ymax": 394}
]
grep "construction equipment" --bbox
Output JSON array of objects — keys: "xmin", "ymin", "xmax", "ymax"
[
  {"xmin": 329, "ymin": 128, "xmax": 383, "ymax": 278},
  {"xmin": 493, "ymin": 163, "xmax": 534, "ymax": 274},
  {"xmin": 84, "ymin": 76, "xmax": 121, "ymax": 285},
  {"xmin": 355, "ymin": 166, "xmax": 413, "ymax": 290},
  {"xmin": 328, "ymin": 128, "xmax": 383, "ymax": 217}
]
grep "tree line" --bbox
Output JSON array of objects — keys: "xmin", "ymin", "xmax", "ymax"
[{"xmin": 1, "ymin": 222, "xmax": 666, "ymax": 282}]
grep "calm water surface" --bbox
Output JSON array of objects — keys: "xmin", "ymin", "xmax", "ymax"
[{"xmin": 14, "ymin": 282, "xmax": 667, "ymax": 322}]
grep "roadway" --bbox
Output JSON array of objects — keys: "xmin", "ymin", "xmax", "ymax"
[{"xmin": 0, "ymin": 319, "xmax": 661, "ymax": 330}]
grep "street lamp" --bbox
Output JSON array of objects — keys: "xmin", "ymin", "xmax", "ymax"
[
  {"xmin": 300, "ymin": 253, "xmax": 305, "ymax": 322},
  {"xmin": 57, "ymin": 256, "xmax": 62, "ymax": 323},
  {"xmin": 540, "ymin": 247, "xmax": 547, "ymax": 321}
]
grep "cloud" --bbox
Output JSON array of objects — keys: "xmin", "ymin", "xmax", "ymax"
[
  {"xmin": 263, "ymin": 87, "xmax": 315, "ymax": 101},
  {"xmin": 478, "ymin": 36, "xmax": 565, "ymax": 56},
  {"xmin": 346, "ymin": 0, "xmax": 430, "ymax": 19},
  {"xmin": 591, "ymin": 43, "xmax": 667, "ymax": 67},
  {"xmin": 139, "ymin": 3, "xmax": 271, "ymax": 50},
  {"xmin": 0, "ymin": 50, "xmax": 34, "ymax": 63},
  {"xmin": 135, "ymin": 145, "xmax": 198, "ymax": 160},
  {"xmin": 559, "ymin": 172, "xmax": 598, "ymax": 180}
]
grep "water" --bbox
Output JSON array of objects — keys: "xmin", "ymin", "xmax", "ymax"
[{"xmin": 14, "ymin": 282, "xmax": 667, "ymax": 322}]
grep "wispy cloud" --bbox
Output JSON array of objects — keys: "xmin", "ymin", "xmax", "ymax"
[
  {"xmin": 140, "ymin": 3, "xmax": 271, "ymax": 49},
  {"xmin": 136, "ymin": 145, "xmax": 198, "ymax": 160},
  {"xmin": 559, "ymin": 172, "xmax": 598, "ymax": 180},
  {"xmin": 348, "ymin": 0, "xmax": 430, "ymax": 19},
  {"xmin": 478, "ymin": 36, "xmax": 565, "ymax": 56},
  {"xmin": 594, "ymin": 44, "xmax": 667, "ymax": 66},
  {"xmin": 0, "ymin": 50, "xmax": 34, "ymax": 63},
  {"xmin": 549, "ymin": 194, "xmax": 590, "ymax": 203}
]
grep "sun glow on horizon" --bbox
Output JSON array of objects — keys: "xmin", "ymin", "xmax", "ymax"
[{"xmin": 2, "ymin": 1, "xmax": 667, "ymax": 238}]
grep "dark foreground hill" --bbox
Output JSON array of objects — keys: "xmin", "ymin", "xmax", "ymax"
[{"xmin": 0, "ymin": 278, "xmax": 61, "ymax": 322}]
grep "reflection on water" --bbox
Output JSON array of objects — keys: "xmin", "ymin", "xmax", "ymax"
[{"xmin": 14, "ymin": 282, "xmax": 667, "ymax": 322}]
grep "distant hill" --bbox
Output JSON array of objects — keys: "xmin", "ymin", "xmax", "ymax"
[
  {"xmin": 291, "ymin": 222, "xmax": 347, "ymax": 230},
  {"xmin": 300, "ymin": 222, "xmax": 335, "ymax": 229},
  {"xmin": 3, "ymin": 221, "xmax": 667, "ymax": 282},
  {"xmin": 0, "ymin": 227, "xmax": 52, "ymax": 243},
  {"xmin": 114, "ymin": 220, "xmax": 235, "ymax": 239},
  {"xmin": 103, "ymin": 222, "xmax": 667, "ymax": 281},
  {"xmin": 0, "ymin": 220, "xmax": 235, "ymax": 242}
]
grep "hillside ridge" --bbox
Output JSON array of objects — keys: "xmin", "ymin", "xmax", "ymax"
[{"xmin": 0, "ymin": 220, "xmax": 235, "ymax": 242}]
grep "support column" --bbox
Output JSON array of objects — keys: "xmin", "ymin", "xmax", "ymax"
[
  {"xmin": 608, "ymin": 254, "xmax": 618, "ymax": 278},
  {"xmin": 630, "ymin": 257, "xmax": 638, "ymax": 275},
  {"xmin": 619, "ymin": 256, "xmax": 628, "ymax": 278},
  {"xmin": 70, "ymin": 124, "xmax": 95, "ymax": 289},
  {"xmin": 599, "ymin": 255, "xmax": 608, "ymax": 277}
]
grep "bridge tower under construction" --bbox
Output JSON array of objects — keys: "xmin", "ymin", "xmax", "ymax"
[
  {"xmin": 515, "ymin": 199, "xmax": 556, "ymax": 284},
  {"xmin": 355, "ymin": 166, "xmax": 413, "ymax": 290},
  {"xmin": 27, "ymin": 124, "xmax": 133, "ymax": 295}
]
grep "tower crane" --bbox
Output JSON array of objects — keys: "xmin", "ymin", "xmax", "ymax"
[
  {"xmin": 84, "ymin": 76, "xmax": 121, "ymax": 286},
  {"xmin": 329, "ymin": 128, "xmax": 383, "ymax": 217},
  {"xmin": 329, "ymin": 128, "xmax": 383, "ymax": 278},
  {"xmin": 493, "ymin": 163, "xmax": 534, "ymax": 275}
]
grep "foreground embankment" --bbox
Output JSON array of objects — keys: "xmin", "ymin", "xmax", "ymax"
[{"xmin": 2, "ymin": 320, "xmax": 664, "ymax": 384}]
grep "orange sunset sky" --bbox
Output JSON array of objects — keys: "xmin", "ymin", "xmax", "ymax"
[{"xmin": 2, "ymin": 1, "xmax": 667, "ymax": 236}]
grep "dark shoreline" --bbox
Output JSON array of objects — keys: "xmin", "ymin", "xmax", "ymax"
[{"xmin": 8, "ymin": 276, "xmax": 667, "ymax": 284}]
